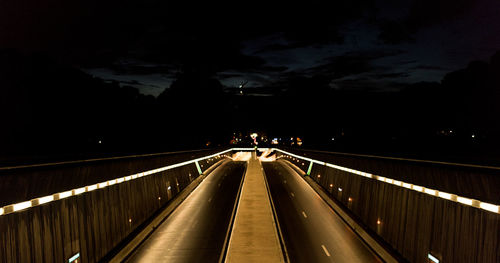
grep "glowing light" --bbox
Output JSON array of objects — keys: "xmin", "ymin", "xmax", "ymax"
[
  {"xmin": 74, "ymin": 187, "xmax": 86, "ymax": 195},
  {"xmin": 87, "ymin": 184, "xmax": 98, "ymax": 191},
  {"xmin": 125, "ymin": 176, "xmax": 132, "ymax": 181},
  {"xmin": 403, "ymin": 183, "xmax": 412, "ymax": 189},
  {"xmin": 424, "ymin": 188, "xmax": 437, "ymax": 195},
  {"xmin": 98, "ymin": 182, "xmax": 108, "ymax": 188},
  {"xmin": 38, "ymin": 195, "xmax": 54, "ymax": 204},
  {"xmin": 457, "ymin": 196, "xmax": 473, "ymax": 206},
  {"xmin": 167, "ymin": 186, "xmax": 172, "ymax": 190},
  {"xmin": 317, "ymin": 175, "xmax": 321, "ymax": 178},
  {"xmin": 438, "ymin": 192, "xmax": 452, "ymax": 200},
  {"xmin": 428, "ymin": 253, "xmax": 440, "ymax": 263},
  {"xmin": 13, "ymin": 201, "xmax": 32, "ymax": 212},
  {"xmin": 329, "ymin": 184, "xmax": 333, "ymax": 187},
  {"xmin": 128, "ymin": 218, "xmax": 132, "ymax": 223},
  {"xmin": 348, "ymin": 197, "xmax": 353, "ymax": 202},
  {"xmin": 377, "ymin": 219, "xmax": 381, "ymax": 225},
  {"xmin": 158, "ymin": 197, "xmax": 161, "ymax": 200},
  {"xmin": 338, "ymin": 188, "xmax": 342, "ymax": 192},
  {"xmin": 0, "ymin": 208, "xmax": 3, "ymax": 215},
  {"xmin": 413, "ymin": 185, "xmax": 423, "ymax": 192},
  {"xmin": 479, "ymin": 202, "xmax": 499, "ymax": 213},
  {"xmin": 59, "ymin": 190, "xmax": 73, "ymax": 199},
  {"xmin": 69, "ymin": 253, "xmax": 80, "ymax": 263}
]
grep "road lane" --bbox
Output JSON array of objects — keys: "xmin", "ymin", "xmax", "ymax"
[
  {"xmin": 126, "ymin": 161, "xmax": 246, "ymax": 263},
  {"xmin": 263, "ymin": 161, "xmax": 382, "ymax": 263}
]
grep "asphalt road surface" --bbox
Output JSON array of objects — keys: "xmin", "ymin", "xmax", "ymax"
[
  {"xmin": 263, "ymin": 161, "xmax": 382, "ymax": 263},
  {"xmin": 126, "ymin": 161, "xmax": 246, "ymax": 263}
]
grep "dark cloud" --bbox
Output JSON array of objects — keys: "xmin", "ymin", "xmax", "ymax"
[
  {"xmin": 304, "ymin": 50, "xmax": 406, "ymax": 79},
  {"xmin": 378, "ymin": 20, "xmax": 416, "ymax": 44},
  {"xmin": 411, "ymin": 65, "xmax": 449, "ymax": 71},
  {"xmin": 370, "ymin": 72, "xmax": 410, "ymax": 79}
]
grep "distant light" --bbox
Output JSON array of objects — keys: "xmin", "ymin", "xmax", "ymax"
[
  {"xmin": 167, "ymin": 186, "xmax": 171, "ymax": 190},
  {"xmin": 348, "ymin": 197, "xmax": 353, "ymax": 202},
  {"xmin": 317, "ymin": 175, "xmax": 321, "ymax": 178},
  {"xmin": 98, "ymin": 140, "xmax": 102, "ymax": 144},
  {"xmin": 338, "ymin": 187, "xmax": 342, "ymax": 192},
  {"xmin": 329, "ymin": 184, "xmax": 333, "ymax": 188},
  {"xmin": 158, "ymin": 197, "xmax": 161, "ymax": 200},
  {"xmin": 239, "ymin": 84, "xmax": 243, "ymax": 88},
  {"xmin": 129, "ymin": 218, "xmax": 132, "ymax": 223},
  {"xmin": 331, "ymin": 138, "xmax": 335, "ymax": 141},
  {"xmin": 377, "ymin": 219, "xmax": 381, "ymax": 225},
  {"xmin": 471, "ymin": 134, "xmax": 475, "ymax": 138}
]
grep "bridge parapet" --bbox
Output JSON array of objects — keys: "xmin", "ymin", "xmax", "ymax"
[
  {"xmin": 276, "ymin": 148, "xmax": 500, "ymax": 263},
  {"xmin": 0, "ymin": 148, "xmax": 232, "ymax": 263}
]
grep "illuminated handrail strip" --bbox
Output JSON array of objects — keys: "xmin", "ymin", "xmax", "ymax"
[
  {"xmin": 1, "ymin": 148, "xmax": 498, "ymax": 216},
  {"xmin": 273, "ymin": 148, "xmax": 500, "ymax": 214},
  {"xmin": 0, "ymin": 149, "xmax": 233, "ymax": 216}
]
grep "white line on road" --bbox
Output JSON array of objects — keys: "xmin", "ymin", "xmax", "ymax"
[
  {"xmin": 302, "ymin": 211, "xmax": 307, "ymax": 218},
  {"xmin": 321, "ymin": 245, "xmax": 331, "ymax": 257}
]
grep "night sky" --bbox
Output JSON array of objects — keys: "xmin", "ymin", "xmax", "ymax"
[
  {"xmin": 2, "ymin": 0, "xmax": 499, "ymax": 96},
  {"xmin": 1, "ymin": 0, "xmax": 500, "ymax": 164}
]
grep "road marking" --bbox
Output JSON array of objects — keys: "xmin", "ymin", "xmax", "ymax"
[
  {"xmin": 321, "ymin": 245, "xmax": 331, "ymax": 257},
  {"xmin": 302, "ymin": 211, "xmax": 307, "ymax": 218},
  {"xmin": 291, "ymin": 192, "xmax": 295, "ymax": 197}
]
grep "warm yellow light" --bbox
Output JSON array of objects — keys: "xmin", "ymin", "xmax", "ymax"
[
  {"xmin": 457, "ymin": 196, "xmax": 473, "ymax": 206},
  {"xmin": 438, "ymin": 192, "xmax": 452, "ymax": 200},
  {"xmin": 58, "ymin": 190, "xmax": 73, "ymax": 199},
  {"xmin": 13, "ymin": 201, "xmax": 32, "ymax": 212},
  {"xmin": 480, "ymin": 202, "xmax": 499, "ymax": 213},
  {"xmin": 74, "ymin": 187, "xmax": 86, "ymax": 195}
]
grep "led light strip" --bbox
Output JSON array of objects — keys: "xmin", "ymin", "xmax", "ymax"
[
  {"xmin": 0, "ymin": 149, "xmax": 233, "ymax": 216},
  {"xmin": 2, "ymin": 148, "xmax": 498, "ymax": 216},
  {"xmin": 273, "ymin": 148, "xmax": 500, "ymax": 214}
]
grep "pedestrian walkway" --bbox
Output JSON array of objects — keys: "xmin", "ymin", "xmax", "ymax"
[{"xmin": 225, "ymin": 151, "xmax": 284, "ymax": 263}]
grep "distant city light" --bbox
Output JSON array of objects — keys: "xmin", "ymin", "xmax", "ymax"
[{"xmin": 472, "ymin": 134, "xmax": 475, "ymax": 138}]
